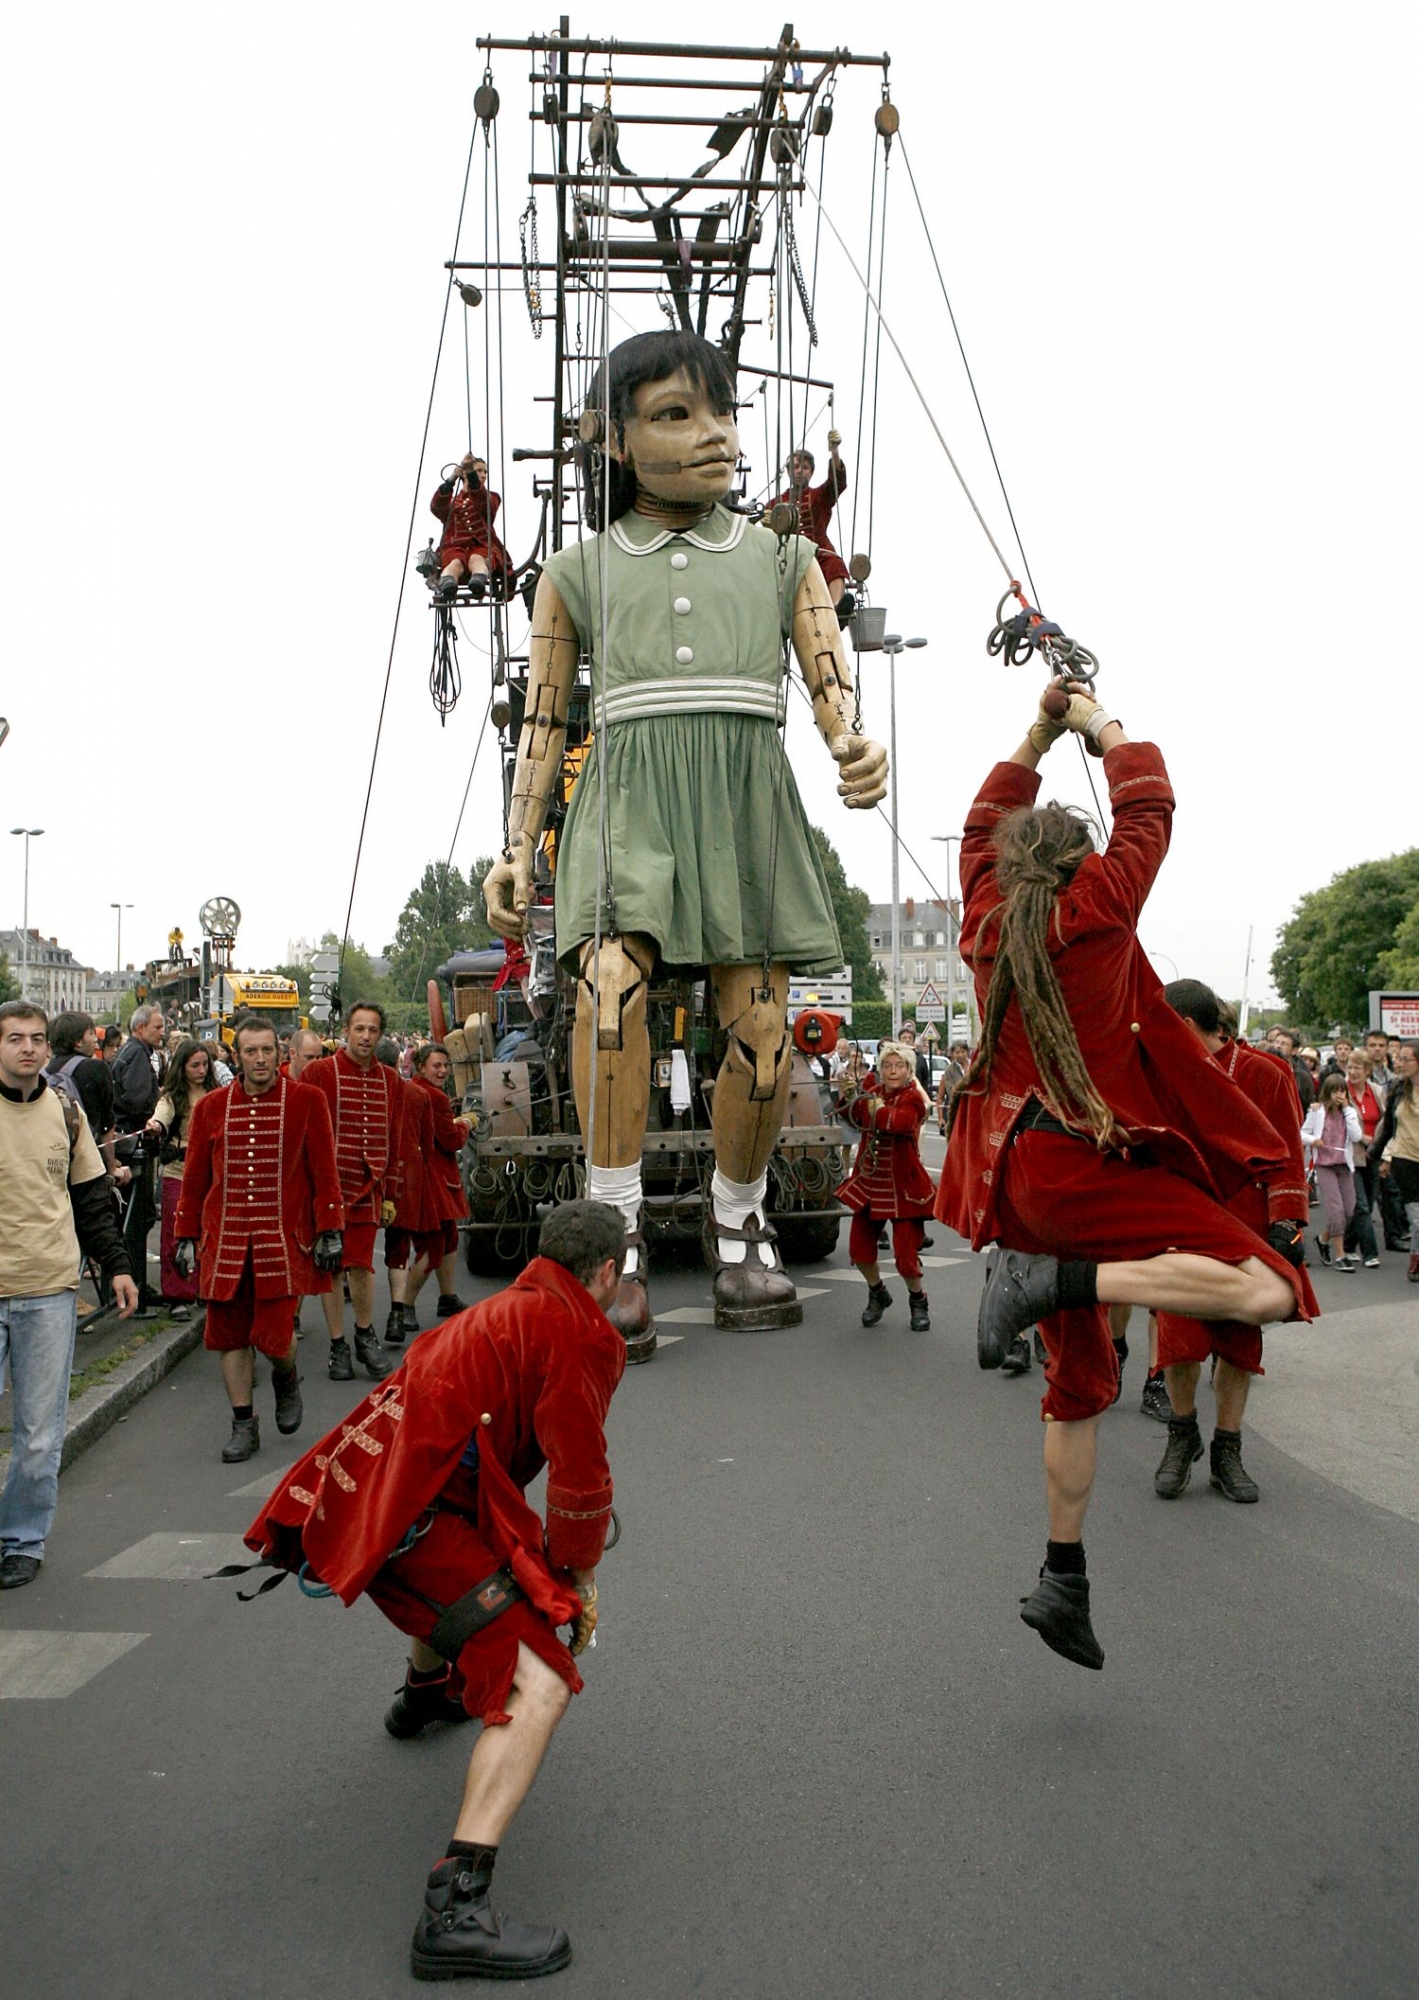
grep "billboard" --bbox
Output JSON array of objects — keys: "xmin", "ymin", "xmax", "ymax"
[{"xmin": 1370, "ymin": 991, "xmax": 1419, "ymax": 1038}]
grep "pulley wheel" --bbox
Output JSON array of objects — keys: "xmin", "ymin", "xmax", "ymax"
[
  {"xmin": 849, "ymin": 552, "xmax": 873, "ymax": 583},
  {"xmin": 474, "ymin": 83, "xmax": 500, "ymax": 123},
  {"xmin": 767, "ymin": 501, "xmax": 798, "ymax": 536},
  {"xmin": 577, "ymin": 408, "xmax": 605, "ymax": 446}
]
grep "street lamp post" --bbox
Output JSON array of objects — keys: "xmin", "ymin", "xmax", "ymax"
[
  {"xmin": 932, "ymin": 833, "xmax": 962, "ymax": 1043},
  {"xmin": 881, "ymin": 634, "xmax": 929, "ymax": 1035},
  {"xmin": 10, "ymin": 828, "xmax": 45, "ymax": 998},
  {"xmin": 111, "ymin": 901, "xmax": 133, "ymax": 972}
]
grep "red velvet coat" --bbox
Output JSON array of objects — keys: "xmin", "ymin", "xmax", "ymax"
[
  {"xmin": 244, "ymin": 1257, "xmax": 626, "ymax": 1625},
  {"xmin": 175, "ymin": 1077, "xmax": 344, "ymax": 1300},
  {"xmin": 772, "ymin": 460, "xmax": 848, "ymax": 582},
  {"xmin": 391, "ymin": 1075, "xmax": 434, "ymax": 1231},
  {"xmin": 431, "ymin": 478, "xmax": 509, "ymax": 572},
  {"xmin": 413, "ymin": 1071, "xmax": 470, "ymax": 1225},
  {"xmin": 1214, "ymin": 1038, "xmax": 1310, "ymax": 1230},
  {"xmin": 299, "ymin": 1049, "xmax": 403, "ymax": 1222},
  {"xmin": 937, "ymin": 744, "xmax": 1297, "ymax": 1245},
  {"xmin": 837, "ymin": 1075, "xmax": 936, "ymax": 1219}
]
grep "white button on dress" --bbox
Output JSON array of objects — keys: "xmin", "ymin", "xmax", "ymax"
[
  {"xmin": 673, "ymin": 596, "xmax": 692, "ymax": 614},
  {"xmin": 670, "ymin": 551, "xmax": 689, "ymax": 570},
  {"xmin": 675, "ymin": 645, "xmax": 694, "ymax": 665}
]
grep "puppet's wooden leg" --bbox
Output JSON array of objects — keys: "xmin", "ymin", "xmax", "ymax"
[
  {"xmin": 705, "ymin": 963, "xmax": 802, "ymax": 1330},
  {"xmin": 574, "ymin": 933, "xmax": 656, "ymax": 1360}
]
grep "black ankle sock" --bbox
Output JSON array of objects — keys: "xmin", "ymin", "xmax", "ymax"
[
  {"xmin": 1056, "ymin": 1260, "xmax": 1099, "ymax": 1312},
  {"xmin": 1213, "ymin": 1427, "xmax": 1241, "ymax": 1445},
  {"xmin": 408, "ymin": 1662, "xmax": 448, "ymax": 1686},
  {"xmin": 231, "ymin": 1403, "xmax": 254, "ymax": 1422},
  {"xmin": 271, "ymin": 1363, "xmax": 296, "ymax": 1384},
  {"xmin": 353, "ymin": 1325, "xmax": 372, "ymax": 1339},
  {"xmin": 446, "ymin": 1839, "xmax": 497, "ymax": 1871},
  {"xmin": 1112, "ymin": 1334, "xmax": 1128, "ymax": 1359},
  {"xmin": 1045, "ymin": 1539, "xmax": 1086, "ymax": 1576},
  {"xmin": 1145, "ymin": 1367, "xmax": 1164, "ymax": 1384}
]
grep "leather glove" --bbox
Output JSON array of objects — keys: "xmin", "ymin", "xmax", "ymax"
[
  {"xmin": 1027, "ymin": 686, "xmax": 1070, "ymax": 757},
  {"xmin": 1061, "ymin": 686, "xmax": 1118, "ymax": 756},
  {"xmin": 568, "ymin": 1581, "xmax": 599, "ymax": 1658},
  {"xmin": 313, "ymin": 1231, "xmax": 344, "ymax": 1273},
  {"xmin": 827, "ymin": 427, "xmax": 842, "ymax": 448},
  {"xmin": 380, "ymin": 1199, "xmax": 397, "ymax": 1227},
  {"xmin": 1267, "ymin": 1219, "xmax": 1306, "ymax": 1268},
  {"xmin": 173, "ymin": 1238, "xmax": 198, "ymax": 1279}
]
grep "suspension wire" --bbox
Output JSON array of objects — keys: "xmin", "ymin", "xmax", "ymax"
[
  {"xmin": 897, "ymin": 136, "xmax": 1038, "ymax": 607},
  {"xmin": 803, "ymin": 180, "xmax": 1017, "ymax": 585},
  {"xmin": 864, "ymin": 137, "xmax": 891, "ymax": 562},
  {"xmin": 847, "ymin": 139, "xmax": 878, "ymax": 566},
  {"xmin": 403, "ymin": 691, "xmax": 494, "ymax": 1008},
  {"xmin": 338, "ymin": 84, "xmax": 481, "ymax": 990},
  {"xmin": 586, "ymin": 68, "xmax": 618, "ymax": 1158}
]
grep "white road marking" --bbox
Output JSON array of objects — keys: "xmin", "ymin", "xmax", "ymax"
[
  {"xmin": 0, "ymin": 1630, "xmax": 148, "ymax": 1699},
  {"xmin": 86, "ymin": 1532, "xmax": 253, "ymax": 1581},
  {"xmin": 656, "ymin": 1307, "xmax": 715, "ymax": 1324},
  {"xmin": 228, "ymin": 1465, "xmax": 297, "ymax": 1499}
]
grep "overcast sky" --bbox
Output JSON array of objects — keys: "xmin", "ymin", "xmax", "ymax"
[{"xmin": 3, "ymin": 4, "xmax": 1413, "ymax": 1015}]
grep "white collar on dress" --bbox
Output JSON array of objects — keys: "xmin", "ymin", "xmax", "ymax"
[{"xmin": 608, "ymin": 506, "xmax": 747, "ymax": 557}]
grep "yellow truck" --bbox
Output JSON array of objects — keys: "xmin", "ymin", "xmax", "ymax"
[{"xmin": 203, "ymin": 973, "xmax": 303, "ymax": 1045}]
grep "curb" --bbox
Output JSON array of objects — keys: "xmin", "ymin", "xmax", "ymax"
[{"xmin": 58, "ymin": 1314, "xmax": 206, "ymax": 1474}]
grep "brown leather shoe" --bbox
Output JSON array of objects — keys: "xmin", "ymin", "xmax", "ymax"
[
  {"xmin": 707, "ymin": 1215, "xmax": 803, "ymax": 1330},
  {"xmin": 606, "ymin": 1231, "xmax": 656, "ymax": 1363}
]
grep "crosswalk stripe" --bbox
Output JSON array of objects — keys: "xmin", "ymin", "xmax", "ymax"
[{"xmin": 0, "ymin": 1630, "xmax": 148, "ymax": 1699}]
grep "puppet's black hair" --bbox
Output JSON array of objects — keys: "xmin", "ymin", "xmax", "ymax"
[{"xmin": 578, "ymin": 329, "xmax": 737, "ymax": 530}]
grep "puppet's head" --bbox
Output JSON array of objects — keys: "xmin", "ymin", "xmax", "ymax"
[{"xmin": 579, "ymin": 329, "xmax": 738, "ymax": 528}]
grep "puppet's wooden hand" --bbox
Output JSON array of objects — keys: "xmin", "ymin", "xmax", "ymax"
[{"xmin": 831, "ymin": 733, "xmax": 887, "ymax": 809}]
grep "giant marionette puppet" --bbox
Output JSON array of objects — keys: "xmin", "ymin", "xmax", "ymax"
[{"xmin": 484, "ymin": 329, "xmax": 887, "ymax": 1347}]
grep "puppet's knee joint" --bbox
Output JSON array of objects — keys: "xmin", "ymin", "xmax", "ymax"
[
  {"xmin": 722, "ymin": 997, "xmax": 791, "ymax": 1103},
  {"xmin": 578, "ymin": 936, "xmax": 652, "ymax": 1052}
]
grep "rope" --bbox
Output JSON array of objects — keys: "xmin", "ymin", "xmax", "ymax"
[
  {"xmin": 338, "ymin": 82, "xmax": 481, "ymax": 992},
  {"xmin": 803, "ymin": 179, "xmax": 1018, "ymax": 585},
  {"xmin": 847, "ymin": 140, "xmax": 878, "ymax": 567}
]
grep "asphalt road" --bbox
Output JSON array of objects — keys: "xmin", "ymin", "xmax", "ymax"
[{"xmin": 4, "ymin": 1165, "xmax": 1418, "ymax": 2000}]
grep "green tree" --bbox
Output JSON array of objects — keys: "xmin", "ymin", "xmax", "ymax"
[
  {"xmin": 0, "ymin": 946, "xmax": 18, "ymax": 1005},
  {"xmin": 386, "ymin": 859, "xmax": 498, "ymax": 1003},
  {"xmin": 808, "ymin": 824, "xmax": 883, "ymax": 1001},
  {"xmin": 1379, "ymin": 896, "xmax": 1419, "ymax": 990},
  {"xmin": 1271, "ymin": 850, "xmax": 1419, "ymax": 1031}
]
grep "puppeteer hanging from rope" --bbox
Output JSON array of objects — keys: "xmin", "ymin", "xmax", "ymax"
[
  {"xmin": 431, "ymin": 453, "xmax": 511, "ymax": 601},
  {"xmin": 483, "ymin": 329, "xmax": 887, "ymax": 1345},
  {"xmin": 770, "ymin": 432, "xmax": 854, "ymax": 620}
]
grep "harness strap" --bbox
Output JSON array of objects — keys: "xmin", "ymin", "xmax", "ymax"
[{"xmin": 426, "ymin": 1567, "xmax": 525, "ymax": 1664}]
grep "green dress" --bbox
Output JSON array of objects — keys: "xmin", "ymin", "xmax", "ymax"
[{"xmin": 542, "ymin": 504, "xmax": 844, "ymax": 977}]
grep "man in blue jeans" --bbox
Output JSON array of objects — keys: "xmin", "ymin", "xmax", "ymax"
[{"xmin": 0, "ymin": 1001, "xmax": 137, "ymax": 1590}]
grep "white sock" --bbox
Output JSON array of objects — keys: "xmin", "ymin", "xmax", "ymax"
[
  {"xmin": 711, "ymin": 1168, "xmax": 773, "ymax": 1267},
  {"xmin": 586, "ymin": 1162, "xmax": 643, "ymax": 1277}
]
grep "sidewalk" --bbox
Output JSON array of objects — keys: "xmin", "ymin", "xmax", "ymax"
[{"xmin": 0, "ymin": 1283, "xmax": 204, "ymax": 1479}]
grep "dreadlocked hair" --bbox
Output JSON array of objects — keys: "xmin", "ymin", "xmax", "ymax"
[{"xmin": 949, "ymin": 802, "xmax": 1128, "ymax": 1151}]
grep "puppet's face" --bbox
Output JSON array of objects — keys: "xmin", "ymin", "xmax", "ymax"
[{"xmin": 615, "ymin": 366, "xmax": 737, "ymax": 506}]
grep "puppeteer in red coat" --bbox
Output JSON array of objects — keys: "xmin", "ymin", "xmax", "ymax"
[
  {"xmin": 245, "ymin": 1253, "xmax": 626, "ymax": 1724},
  {"xmin": 771, "ymin": 448, "xmax": 849, "ymax": 590},
  {"xmin": 1155, "ymin": 1035, "xmax": 1311, "ymax": 1376},
  {"xmin": 939, "ymin": 736, "xmax": 1315, "ymax": 1424},
  {"xmin": 175, "ymin": 1073, "xmax": 344, "ymax": 1357},
  {"xmin": 838, "ymin": 1053, "xmax": 936, "ymax": 1291},
  {"xmin": 300, "ymin": 1046, "xmax": 404, "ymax": 1269},
  {"xmin": 431, "ymin": 456, "xmax": 510, "ymax": 596}
]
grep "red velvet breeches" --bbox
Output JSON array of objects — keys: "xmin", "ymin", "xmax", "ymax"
[
  {"xmin": 997, "ymin": 1130, "xmax": 1301, "ymax": 1422},
  {"xmin": 848, "ymin": 1211, "xmax": 926, "ymax": 1282},
  {"xmin": 364, "ymin": 1483, "xmax": 581, "ymax": 1727},
  {"xmin": 203, "ymin": 1255, "xmax": 297, "ymax": 1359}
]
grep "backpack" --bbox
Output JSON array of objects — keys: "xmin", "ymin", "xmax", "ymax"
[{"xmin": 42, "ymin": 1067, "xmax": 84, "ymax": 1155}]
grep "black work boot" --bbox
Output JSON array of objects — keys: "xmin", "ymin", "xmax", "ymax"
[
  {"xmin": 860, "ymin": 1281, "xmax": 892, "ymax": 1327},
  {"xmin": 999, "ymin": 1333, "xmax": 1033, "ymax": 1376},
  {"xmin": 327, "ymin": 1337, "xmax": 355, "ymax": 1382},
  {"xmin": 436, "ymin": 1292, "xmax": 468, "ymax": 1319},
  {"xmin": 384, "ymin": 1305, "xmax": 407, "ymax": 1348},
  {"xmin": 410, "ymin": 1854, "xmax": 571, "ymax": 1982},
  {"xmin": 1139, "ymin": 1370, "xmax": 1172, "ymax": 1423},
  {"xmin": 977, "ymin": 1249, "xmax": 1061, "ymax": 1368},
  {"xmin": 908, "ymin": 1288, "xmax": 930, "ymax": 1331},
  {"xmin": 271, "ymin": 1367, "xmax": 303, "ymax": 1436},
  {"xmin": 1210, "ymin": 1428, "xmax": 1260, "ymax": 1504},
  {"xmin": 1019, "ymin": 1569, "xmax": 1104, "ymax": 1670},
  {"xmin": 353, "ymin": 1327, "xmax": 394, "ymax": 1381},
  {"xmin": 1154, "ymin": 1414, "xmax": 1204, "ymax": 1498},
  {"xmin": 384, "ymin": 1668, "xmax": 473, "ymax": 1740},
  {"xmin": 221, "ymin": 1414, "xmax": 260, "ymax": 1464}
]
